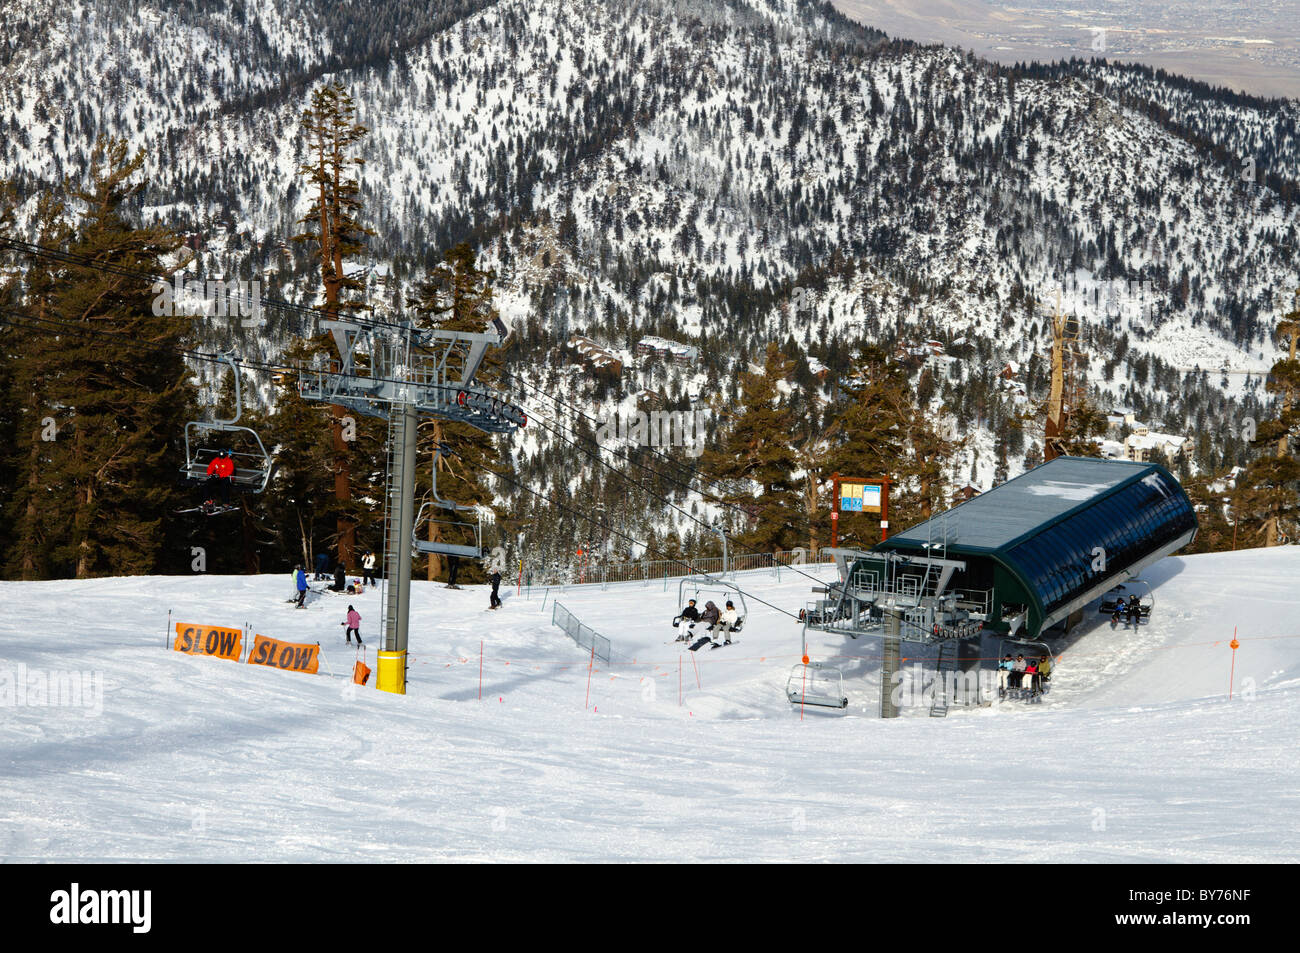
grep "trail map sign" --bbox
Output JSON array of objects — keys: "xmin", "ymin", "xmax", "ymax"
[{"xmin": 831, "ymin": 474, "xmax": 890, "ymax": 546}]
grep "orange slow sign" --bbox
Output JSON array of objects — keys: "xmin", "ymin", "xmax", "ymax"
[
  {"xmin": 246, "ymin": 635, "xmax": 320, "ymax": 675},
  {"xmin": 173, "ymin": 623, "xmax": 243, "ymax": 661}
]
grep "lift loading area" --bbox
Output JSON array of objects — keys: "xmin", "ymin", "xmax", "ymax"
[{"xmin": 797, "ymin": 457, "xmax": 1199, "ymax": 716}]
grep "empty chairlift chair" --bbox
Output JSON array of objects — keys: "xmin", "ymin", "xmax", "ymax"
[
  {"xmin": 786, "ymin": 661, "xmax": 848, "ymax": 710},
  {"xmin": 411, "ymin": 444, "xmax": 484, "ymax": 559}
]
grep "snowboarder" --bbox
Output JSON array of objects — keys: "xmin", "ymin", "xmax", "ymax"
[
  {"xmin": 700, "ymin": 600, "xmax": 721, "ymax": 632},
  {"xmin": 330, "ymin": 563, "xmax": 347, "ymax": 592},
  {"xmin": 362, "ymin": 550, "xmax": 377, "ymax": 588},
  {"xmin": 489, "ymin": 570, "xmax": 502, "ymax": 609},
  {"xmin": 342, "ymin": 605, "xmax": 362, "ymax": 645},
  {"xmin": 1126, "ymin": 594, "xmax": 1143, "ymax": 627},
  {"xmin": 294, "ymin": 565, "xmax": 308, "ymax": 608}
]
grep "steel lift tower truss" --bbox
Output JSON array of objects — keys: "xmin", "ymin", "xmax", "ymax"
[{"xmin": 298, "ymin": 319, "xmax": 525, "ymax": 694}]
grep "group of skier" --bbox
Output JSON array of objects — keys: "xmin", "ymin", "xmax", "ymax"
[
  {"xmin": 673, "ymin": 597, "xmax": 742, "ymax": 648},
  {"xmin": 997, "ymin": 653, "xmax": 1052, "ymax": 698}
]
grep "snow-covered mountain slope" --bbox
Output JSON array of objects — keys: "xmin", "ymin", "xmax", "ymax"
[
  {"xmin": 4, "ymin": 0, "xmax": 1298, "ymax": 551},
  {"xmin": 1, "ymin": 546, "xmax": 1296, "ymax": 861}
]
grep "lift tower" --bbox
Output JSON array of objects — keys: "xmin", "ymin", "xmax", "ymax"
[{"xmin": 299, "ymin": 319, "xmax": 525, "ymax": 693}]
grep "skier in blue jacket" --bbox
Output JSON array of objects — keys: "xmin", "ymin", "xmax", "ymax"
[{"xmin": 295, "ymin": 565, "xmax": 308, "ymax": 608}]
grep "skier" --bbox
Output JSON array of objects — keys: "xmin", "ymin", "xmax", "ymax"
[
  {"xmin": 314, "ymin": 551, "xmax": 330, "ymax": 581},
  {"xmin": 674, "ymin": 598, "xmax": 701, "ymax": 641},
  {"xmin": 718, "ymin": 600, "xmax": 740, "ymax": 644},
  {"xmin": 294, "ymin": 565, "xmax": 308, "ymax": 608},
  {"xmin": 993, "ymin": 650, "xmax": 1013, "ymax": 696},
  {"xmin": 1126, "ymin": 594, "xmax": 1143, "ymax": 627},
  {"xmin": 203, "ymin": 449, "xmax": 235, "ymax": 507},
  {"xmin": 362, "ymin": 550, "xmax": 377, "ymax": 588},
  {"xmin": 489, "ymin": 570, "xmax": 502, "ymax": 609},
  {"xmin": 342, "ymin": 605, "xmax": 362, "ymax": 645},
  {"xmin": 1037, "ymin": 654, "xmax": 1053, "ymax": 691},
  {"xmin": 447, "ymin": 554, "xmax": 461, "ymax": 589},
  {"xmin": 1025, "ymin": 657, "xmax": 1040, "ymax": 695},
  {"xmin": 1011, "ymin": 654, "xmax": 1027, "ymax": 691},
  {"xmin": 330, "ymin": 562, "xmax": 347, "ymax": 593}
]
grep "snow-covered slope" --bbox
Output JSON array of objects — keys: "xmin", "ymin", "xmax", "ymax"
[{"xmin": 1, "ymin": 546, "xmax": 1296, "ymax": 861}]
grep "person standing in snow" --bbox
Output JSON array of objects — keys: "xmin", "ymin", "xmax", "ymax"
[
  {"xmin": 447, "ymin": 554, "xmax": 461, "ymax": 589},
  {"xmin": 330, "ymin": 562, "xmax": 347, "ymax": 592},
  {"xmin": 342, "ymin": 605, "xmax": 362, "ymax": 645},
  {"xmin": 294, "ymin": 565, "xmax": 308, "ymax": 608},
  {"xmin": 489, "ymin": 570, "xmax": 502, "ymax": 609},
  {"xmin": 314, "ymin": 550, "xmax": 330, "ymax": 581},
  {"xmin": 362, "ymin": 550, "xmax": 377, "ymax": 588}
]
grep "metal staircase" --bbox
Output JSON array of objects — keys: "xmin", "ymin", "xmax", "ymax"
[{"xmin": 929, "ymin": 640, "xmax": 961, "ymax": 718}]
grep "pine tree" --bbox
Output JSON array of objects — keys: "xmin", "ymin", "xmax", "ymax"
[
  {"xmin": 705, "ymin": 342, "xmax": 801, "ymax": 552},
  {"xmin": 4, "ymin": 192, "xmax": 73, "ymax": 579},
  {"xmin": 292, "ymin": 82, "xmax": 376, "ymax": 568},
  {"xmin": 11, "ymin": 140, "xmax": 196, "ymax": 578}
]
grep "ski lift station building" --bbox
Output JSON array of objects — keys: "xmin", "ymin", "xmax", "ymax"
[{"xmin": 853, "ymin": 457, "xmax": 1198, "ymax": 641}]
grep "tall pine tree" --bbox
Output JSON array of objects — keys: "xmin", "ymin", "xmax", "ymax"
[{"xmin": 293, "ymin": 81, "xmax": 375, "ymax": 568}]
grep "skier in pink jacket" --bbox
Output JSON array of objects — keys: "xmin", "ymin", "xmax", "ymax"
[{"xmin": 342, "ymin": 606, "xmax": 362, "ymax": 645}]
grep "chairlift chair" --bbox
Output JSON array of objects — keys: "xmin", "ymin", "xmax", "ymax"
[
  {"xmin": 180, "ymin": 354, "xmax": 273, "ymax": 493},
  {"xmin": 786, "ymin": 661, "xmax": 848, "ymax": 710},
  {"xmin": 998, "ymin": 638, "xmax": 1054, "ymax": 700},
  {"xmin": 675, "ymin": 576, "xmax": 748, "ymax": 633},
  {"xmin": 411, "ymin": 443, "xmax": 484, "ymax": 559},
  {"xmin": 1097, "ymin": 579, "xmax": 1154, "ymax": 618}
]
